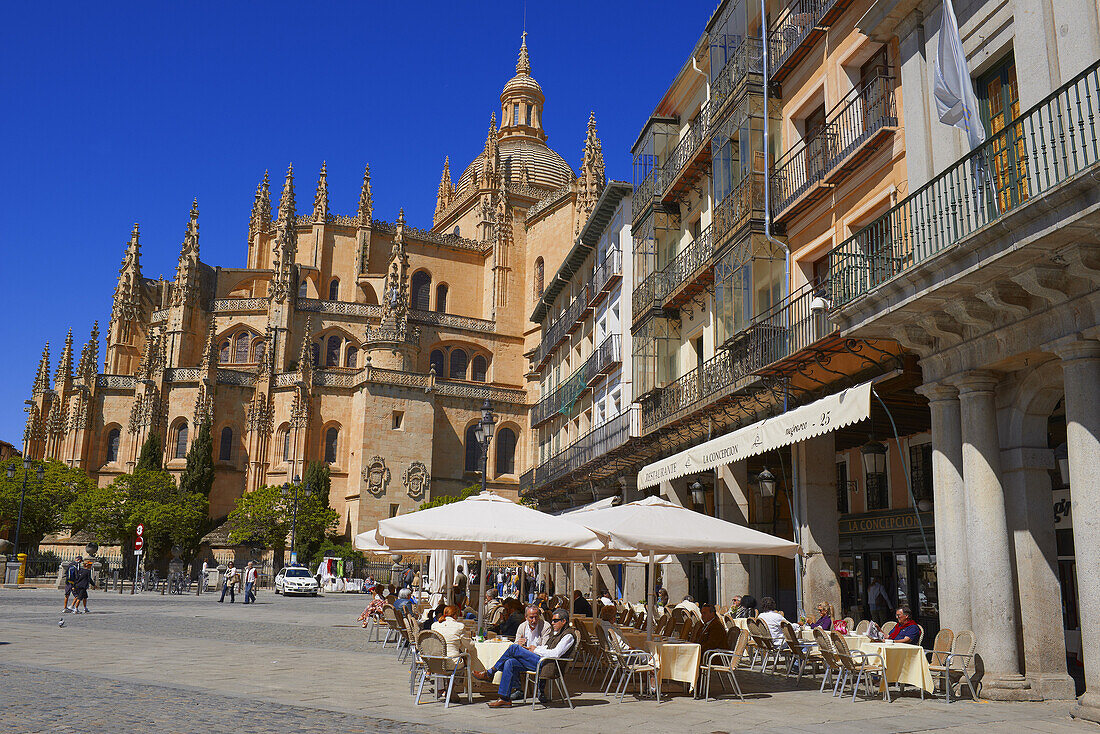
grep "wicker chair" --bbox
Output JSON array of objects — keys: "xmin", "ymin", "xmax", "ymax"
[
  {"xmin": 413, "ymin": 630, "xmax": 472, "ymax": 708},
  {"xmin": 677, "ymin": 615, "xmax": 697, "ymax": 642},
  {"xmin": 842, "ymin": 616, "xmax": 855, "ymax": 631},
  {"xmin": 927, "ymin": 629, "xmax": 954, "ymax": 667},
  {"xmin": 569, "ymin": 617, "xmax": 600, "ymax": 680},
  {"xmin": 522, "ymin": 630, "xmax": 577, "ymax": 709},
  {"xmin": 380, "ymin": 604, "xmax": 404, "ymax": 650},
  {"xmin": 928, "ymin": 629, "xmax": 978, "ymax": 702},
  {"xmin": 781, "ymin": 621, "xmax": 823, "ymax": 683},
  {"xmin": 700, "ymin": 626, "xmax": 748, "ymax": 701},
  {"xmin": 854, "ymin": 619, "xmax": 872, "ymax": 636},
  {"xmin": 604, "ymin": 625, "xmax": 657, "ymax": 702},
  {"xmin": 633, "ymin": 611, "xmax": 647, "ymax": 630},
  {"xmin": 829, "ymin": 631, "xmax": 890, "ymax": 702},
  {"xmin": 812, "ymin": 627, "xmax": 843, "ymax": 695},
  {"xmin": 881, "ymin": 621, "xmax": 896, "ymax": 636},
  {"xmin": 747, "ymin": 618, "xmax": 783, "ymax": 673}
]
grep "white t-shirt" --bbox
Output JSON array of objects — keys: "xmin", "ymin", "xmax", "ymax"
[{"xmin": 759, "ymin": 610, "xmax": 786, "ymax": 644}]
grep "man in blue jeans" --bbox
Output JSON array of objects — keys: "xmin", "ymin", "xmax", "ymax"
[{"xmin": 473, "ymin": 610, "xmax": 575, "ymax": 707}]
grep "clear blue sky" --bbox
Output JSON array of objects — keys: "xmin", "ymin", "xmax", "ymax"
[{"xmin": 0, "ymin": 2, "xmax": 707, "ymax": 446}]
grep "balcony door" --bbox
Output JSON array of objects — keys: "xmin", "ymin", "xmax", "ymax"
[
  {"xmin": 860, "ymin": 47, "xmax": 890, "ymax": 135},
  {"xmin": 804, "ymin": 102, "xmax": 828, "ymax": 186},
  {"xmin": 980, "ymin": 55, "xmax": 1029, "ymax": 212}
]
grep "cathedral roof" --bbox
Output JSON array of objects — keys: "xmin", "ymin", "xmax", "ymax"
[{"xmin": 456, "ymin": 138, "xmax": 574, "ymax": 193}]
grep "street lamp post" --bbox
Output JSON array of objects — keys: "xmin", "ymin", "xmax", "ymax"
[
  {"xmin": 284, "ymin": 475, "xmax": 311, "ymax": 566},
  {"xmin": 6, "ymin": 457, "xmax": 44, "ymax": 584},
  {"xmin": 473, "ymin": 399, "xmax": 496, "ymax": 496}
]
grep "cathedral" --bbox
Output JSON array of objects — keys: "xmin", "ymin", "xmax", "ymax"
[{"xmin": 21, "ymin": 36, "xmax": 606, "ymax": 537}]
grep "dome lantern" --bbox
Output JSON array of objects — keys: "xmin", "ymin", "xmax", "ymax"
[{"xmin": 499, "ymin": 33, "xmax": 547, "ymax": 144}]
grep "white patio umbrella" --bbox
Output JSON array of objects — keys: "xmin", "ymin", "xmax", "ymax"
[
  {"xmin": 375, "ymin": 491, "xmax": 608, "ymax": 631},
  {"xmin": 570, "ymin": 495, "xmax": 801, "ymax": 638}
]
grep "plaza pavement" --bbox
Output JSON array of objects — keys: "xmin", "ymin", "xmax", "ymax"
[{"xmin": 0, "ymin": 587, "xmax": 1093, "ymax": 733}]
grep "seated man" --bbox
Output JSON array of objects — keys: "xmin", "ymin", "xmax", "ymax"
[
  {"xmin": 515, "ymin": 604, "xmax": 550, "ymax": 648},
  {"xmin": 887, "ymin": 605, "xmax": 920, "ymax": 644},
  {"xmin": 474, "ymin": 609, "xmax": 575, "ymax": 707},
  {"xmin": 572, "ymin": 589, "xmax": 592, "ymax": 617},
  {"xmin": 674, "ymin": 594, "xmax": 701, "ymax": 619},
  {"xmin": 484, "ymin": 588, "xmax": 501, "ymax": 621},
  {"xmin": 697, "ymin": 603, "xmax": 728, "ymax": 656}
]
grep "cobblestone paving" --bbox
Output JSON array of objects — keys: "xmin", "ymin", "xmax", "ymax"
[
  {"xmin": 0, "ymin": 588, "xmax": 1093, "ymax": 733},
  {"xmin": 0, "ymin": 664, "xmax": 469, "ymax": 734}
]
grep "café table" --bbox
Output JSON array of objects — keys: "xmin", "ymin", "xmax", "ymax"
[
  {"xmin": 470, "ymin": 639, "xmax": 514, "ymax": 688},
  {"xmin": 857, "ymin": 640, "xmax": 934, "ymax": 695}
]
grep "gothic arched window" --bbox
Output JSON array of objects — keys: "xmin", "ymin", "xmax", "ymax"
[
  {"xmin": 496, "ymin": 427, "xmax": 517, "ymax": 476},
  {"xmin": 449, "ymin": 349, "xmax": 467, "ymax": 379},
  {"xmin": 324, "ymin": 427, "xmax": 339, "ymax": 464},
  {"xmin": 174, "ymin": 422, "xmax": 189, "ymax": 460},
  {"xmin": 429, "ymin": 349, "xmax": 445, "ymax": 375},
  {"xmin": 282, "ymin": 427, "xmax": 291, "ymax": 462},
  {"xmin": 471, "ymin": 355, "xmax": 488, "ymax": 382},
  {"xmin": 328, "ymin": 278, "xmax": 339, "ymax": 301},
  {"xmin": 234, "ymin": 332, "xmax": 250, "ymax": 363},
  {"xmin": 534, "ymin": 257, "xmax": 545, "ymax": 298},
  {"xmin": 345, "ymin": 348, "xmax": 357, "ymax": 368},
  {"xmin": 105, "ymin": 428, "xmax": 120, "ymax": 464},
  {"xmin": 219, "ymin": 341, "xmax": 230, "ymax": 363},
  {"xmin": 251, "ymin": 339, "xmax": 265, "ymax": 365},
  {"xmin": 411, "ymin": 271, "xmax": 431, "ymax": 311},
  {"xmin": 298, "ymin": 280, "xmax": 308, "ymax": 298},
  {"xmin": 464, "ymin": 424, "xmax": 481, "ymax": 472},
  {"xmin": 219, "ymin": 426, "xmax": 233, "ymax": 461},
  {"xmin": 435, "ymin": 283, "xmax": 448, "ymax": 313},
  {"xmin": 326, "ymin": 335, "xmax": 341, "ymax": 367}
]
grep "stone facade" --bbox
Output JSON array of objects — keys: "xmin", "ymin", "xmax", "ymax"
[{"xmin": 23, "ymin": 37, "xmax": 607, "ymax": 539}]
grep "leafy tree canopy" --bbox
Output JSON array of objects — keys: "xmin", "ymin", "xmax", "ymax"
[
  {"xmin": 227, "ymin": 466, "xmax": 337, "ymax": 564},
  {"xmin": 418, "ymin": 484, "xmax": 481, "ymax": 511},
  {"xmin": 0, "ymin": 459, "xmax": 92, "ymax": 553},
  {"xmin": 134, "ymin": 432, "xmax": 162, "ymax": 472}
]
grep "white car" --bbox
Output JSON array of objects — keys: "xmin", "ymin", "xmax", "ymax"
[{"xmin": 274, "ymin": 567, "xmax": 320, "ymax": 596}]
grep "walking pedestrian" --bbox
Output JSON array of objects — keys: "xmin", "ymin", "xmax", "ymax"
[
  {"xmin": 242, "ymin": 561, "xmax": 258, "ymax": 604},
  {"xmin": 63, "ymin": 555, "xmax": 82, "ymax": 613},
  {"xmin": 219, "ymin": 561, "xmax": 239, "ymax": 603},
  {"xmin": 71, "ymin": 559, "xmax": 94, "ymax": 614}
]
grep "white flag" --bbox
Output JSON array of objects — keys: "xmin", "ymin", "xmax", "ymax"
[{"xmin": 934, "ymin": 0, "xmax": 987, "ymax": 150}]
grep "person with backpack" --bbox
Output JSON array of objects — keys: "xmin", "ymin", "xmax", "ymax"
[
  {"xmin": 400, "ymin": 564, "xmax": 415, "ymax": 589},
  {"xmin": 71, "ymin": 559, "xmax": 95, "ymax": 614},
  {"xmin": 62, "ymin": 556, "xmax": 82, "ymax": 613}
]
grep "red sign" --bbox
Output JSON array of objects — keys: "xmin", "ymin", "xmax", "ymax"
[
  {"xmin": 134, "ymin": 536, "xmax": 144, "ymax": 551},
  {"xmin": 136, "ymin": 524, "xmax": 144, "ymax": 537}
]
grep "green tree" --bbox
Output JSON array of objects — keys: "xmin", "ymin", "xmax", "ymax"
[
  {"xmin": 65, "ymin": 469, "xmax": 208, "ymax": 572},
  {"xmin": 0, "ymin": 459, "xmax": 91, "ymax": 553},
  {"xmin": 227, "ymin": 476, "xmax": 337, "ymax": 568},
  {"xmin": 418, "ymin": 484, "xmax": 480, "ymax": 510},
  {"xmin": 178, "ymin": 423, "xmax": 214, "ymax": 497},
  {"xmin": 134, "ymin": 432, "xmax": 162, "ymax": 472}
]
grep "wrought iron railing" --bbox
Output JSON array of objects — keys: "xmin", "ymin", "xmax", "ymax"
[
  {"xmin": 532, "ymin": 409, "xmax": 632, "ymax": 488},
  {"xmin": 534, "ymin": 287, "xmax": 589, "ymax": 367},
  {"xmin": 659, "ymin": 100, "xmax": 712, "ymax": 196},
  {"xmin": 768, "ymin": 0, "xmax": 836, "ymax": 72},
  {"xmin": 631, "ymin": 167, "xmax": 666, "ymax": 222},
  {"xmin": 744, "ymin": 280, "xmax": 834, "ymax": 370},
  {"xmin": 592, "ymin": 249, "xmax": 623, "ymax": 296},
  {"xmin": 772, "ymin": 75, "xmax": 897, "ymax": 216},
  {"xmin": 632, "ymin": 268, "xmax": 667, "ymax": 318},
  {"xmin": 711, "ymin": 38, "xmax": 763, "ymax": 120},
  {"xmin": 659, "ymin": 225, "xmax": 715, "ymax": 305},
  {"xmin": 712, "ymin": 173, "xmax": 764, "ymax": 251},
  {"xmin": 640, "ymin": 342, "xmax": 756, "ymax": 431},
  {"xmin": 828, "ymin": 59, "xmax": 1100, "ymax": 306},
  {"xmin": 532, "ymin": 335, "xmax": 621, "ymax": 425}
]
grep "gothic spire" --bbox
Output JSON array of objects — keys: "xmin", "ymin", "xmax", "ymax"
[
  {"xmin": 269, "ymin": 164, "xmax": 299, "ymax": 302},
  {"xmin": 313, "ymin": 161, "xmax": 329, "ymax": 222},
  {"xmin": 577, "ymin": 111, "xmax": 607, "ymax": 235},
  {"xmin": 516, "ymin": 31, "xmax": 531, "ymax": 75},
  {"xmin": 250, "ymin": 170, "xmax": 271, "ymax": 239},
  {"xmin": 435, "ymin": 156, "xmax": 454, "ymax": 221},
  {"xmin": 201, "ymin": 315, "xmax": 218, "ymax": 372},
  {"xmin": 173, "ymin": 199, "xmax": 201, "ymax": 306},
  {"xmin": 120, "ymin": 223, "xmax": 142, "ymax": 278},
  {"xmin": 76, "ymin": 321, "xmax": 99, "ymax": 384},
  {"xmin": 55, "ymin": 328, "xmax": 74, "ymax": 387},
  {"xmin": 296, "ymin": 317, "xmax": 313, "ymax": 381},
  {"xmin": 357, "ymin": 164, "xmax": 373, "ymax": 226},
  {"xmin": 33, "ymin": 342, "xmax": 51, "ymax": 396},
  {"xmin": 278, "ymin": 163, "xmax": 296, "ymax": 225},
  {"xmin": 483, "ymin": 112, "xmax": 498, "ymax": 157}
]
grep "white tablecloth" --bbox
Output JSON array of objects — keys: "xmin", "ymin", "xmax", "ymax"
[
  {"xmin": 858, "ymin": 641, "xmax": 934, "ymax": 692},
  {"xmin": 471, "ymin": 640, "xmax": 513, "ymax": 686}
]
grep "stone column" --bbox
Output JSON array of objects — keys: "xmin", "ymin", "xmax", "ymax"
[
  {"xmin": 952, "ymin": 371, "xmax": 1030, "ymax": 699},
  {"xmin": 793, "ymin": 433, "xmax": 841, "ymax": 616},
  {"xmin": 915, "ymin": 383, "xmax": 971, "ymax": 634},
  {"xmin": 717, "ymin": 462, "xmax": 752, "ymax": 602},
  {"xmin": 1050, "ymin": 338, "xmax": 1100, "ymax": 722},
  {"xmin": 1001, "ymin": 445, "xmax": 1074, "ymax": 699}
]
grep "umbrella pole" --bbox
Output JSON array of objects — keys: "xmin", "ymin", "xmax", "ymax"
[
  {"xmin": 591, "ymin": 553, "xmax": 597, "ymax": 615},
  {"xmin": 519, "ymin": 564, "xmax": 525, "ymax": 603},
  {"xmin": 647, "ymin": 550, "xmax": 655, "ymax": 643},
  {"xmin": 477, "ymin": 543, "xmax": 487, "ymax": 636}
]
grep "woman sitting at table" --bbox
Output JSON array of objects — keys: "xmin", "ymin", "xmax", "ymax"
[
  {"xmin": 431, "ymin": 605, "xmax": 474, "ymax": 663},
  {"xmin": 494, "ymin": 599, "xmax": 525, "ymax": 638},
  {"xmin": 887, "ymin": 605, "xmax": 920, "ymax": 644},
  {"xmin": 809, "ymin": 602, "xmax": 834, "ymax": 631},
  {"xmin": 421, "ymin": 602, "xmax": 447, "ymax": 631}
]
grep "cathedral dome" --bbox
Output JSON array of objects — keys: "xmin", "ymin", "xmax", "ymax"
[{"xmin": 456, "ymin": 138, "xmax": 574, "ymax": 193}]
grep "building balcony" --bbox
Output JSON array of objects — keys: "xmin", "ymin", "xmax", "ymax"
[
  {"xmin": 710, "ymin": 38, "xmax": 764, "ymax": 126},
  {"xmin": 531, "ymin": 335, "xmax": 621, "ymax": 427},
  {"xmin": 713, "ymin": 172, "xmax": 766, "ymax": 253},
  {"xmin": 639, "ymin": 343, "xmax": 759, "ymax": 434},
  {"xmin": 742, "ymin": 280, "xmax": 836, "ymax": 374},
  {"xmin": 659, "ymin": 225, "xmax": 716, "ymax": 311},
  {"xmin": 631, "ymin": 166, "xmax": 668, "ymax": 224},
  {"xmin": 533, "ymin": 287, "xmax": 589, "ymax": 368},
  {"xmin": 590, "ymin": 249, "xmax": 623, "ymax": 307},
  {"xmin": 659, "ymin": 100, "xmax": 713, "ymax": 204},
  {"xmin": 828, "ymin": 60, "xmax": 1100, "ymax": 310},
  {"xmin": 767, "ymin": 0, "xmax": 853, "ymax": 85},
  {"xmin": 531, "ymin": 408, "xmax": 634, "ymax": 491},
  {"xmin": 772, "ymin": 74, "xmax": 898, "ymax": 224}
]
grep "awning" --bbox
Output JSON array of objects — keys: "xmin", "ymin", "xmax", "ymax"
[{"xmin": 638, "ymin": 380, "xmax": 873, "ymax": 489}]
